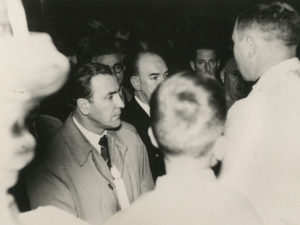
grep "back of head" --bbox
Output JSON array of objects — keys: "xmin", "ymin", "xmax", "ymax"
[
  {"xmin": 66, "ymin": 63, "xmax": 112, "ymax": 110},
  {"xmin": 236, "ymin": 2, "xmax": 300, "ymax": 46},
  {"xmin": 150, "ymin": 71, "xmax": 227, "ymax": 158}
]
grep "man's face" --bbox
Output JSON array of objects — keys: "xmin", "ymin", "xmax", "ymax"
[
  {"xmin": 224, "ymin": 58, "xmax": 248, "ymax": 100},
  {"xmin": 191, "ymin": 49, "xmax": 218, "ymax": 78},
  {"xmin": 93, "ymin": 54, "xmax": 124, "ymax": 85},
  {"xmin": 88, "ymin": 75, "xmax": 124, "ymax": 130},
  {"xmin": 138, "ymin": 54, "xmax": 168, "ymax": 104},
  {"xmin": 232, "ymin": 25, "xmax": 253, "ymax": 81}
]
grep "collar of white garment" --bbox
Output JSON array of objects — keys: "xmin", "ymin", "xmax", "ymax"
[
  {"xmin": 155, "ymin": 169, "xmax": 216, "ymax": 191},
  {"xmin": 252, "ymin": 57, "xmax": 300, "ymax": 92},
  {"xmin": 72, "ymin": 116, "xmax": 107, "ymax": 153},
  {"xmin": 135, "ymin": 96, "xmax": 150, "ymax": 117}
]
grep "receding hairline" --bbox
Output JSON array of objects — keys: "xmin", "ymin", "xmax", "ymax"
[{"xmin": 135, "ymin": 52, "xmax": 166, "ymax": 76}]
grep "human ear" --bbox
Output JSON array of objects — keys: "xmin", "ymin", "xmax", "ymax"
[
  {"xmin": 220, "ymin": 71, "xmax": 225, "ymax": 84},
  {"xmin": 190, "ymin": 60, "xmax": 196, "ymax": 71},
  {"xmin": 130, "ymin": 76, "xmax": 140, "ymax": 91},
  {"xmin": 246, "ymin": 35, "xmax": 256, "ymax": 58},
  {"xmin": 217, "ymin": 59, "xmax": 221, "ymax": 69},
  {"xmin": 77, "ymin": 98, "xmax": 90, "ymax": 116},
  {"xmin": 148, "ymin": 127, "xmax": 159, "ymax": 148}
]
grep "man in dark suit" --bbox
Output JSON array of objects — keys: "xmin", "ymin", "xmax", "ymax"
[
  {"xmin": 27, "ymin": 63, "xmax": 154, "ymax": 225},
  {"xmin": 121, "ymin": 51, "xmax": 168, "ymax": 182}
]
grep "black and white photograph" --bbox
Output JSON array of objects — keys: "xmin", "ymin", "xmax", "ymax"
[{"xmin": 1, "ymin": 0, "xmax": 300, "ymax": 225}]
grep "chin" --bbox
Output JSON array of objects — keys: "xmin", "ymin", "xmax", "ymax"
[{"xmin": 110, "ymin": 119, "xmax": 122, "ymax": 128}]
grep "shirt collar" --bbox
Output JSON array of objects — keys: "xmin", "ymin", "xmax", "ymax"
[
  {"xmin": 252, "ymin": 58, "xmax": 300, "ymax": 93},
  {"xmin": 72, "ymin": 116, "xmax": 107, "ymax": 153},
  {"xmin": 155, "ymin": 169, "xmax": 216, "ymax": 191},
  {"xmin": 135, "ymin": 96, "xmax": 150, "ymax": 117}
]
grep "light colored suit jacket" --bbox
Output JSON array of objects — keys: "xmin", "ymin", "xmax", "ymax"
[{"xmin": 27, "ymin": 115, "xmax": 154, "ymax": 225}]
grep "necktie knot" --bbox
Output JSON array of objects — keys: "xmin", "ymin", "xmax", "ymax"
[{"xmin": 99, "ymin": 135, "xmax": 108, "ymax": 148}]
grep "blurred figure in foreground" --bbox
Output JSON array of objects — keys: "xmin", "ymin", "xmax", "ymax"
[
  {"xmin": 104, "ymin": 71, "xmax": 262, "ymax": 225},
  {"xmin": 219, "ymin": 2, "xmax": 300, "ymax": 225},
  {"xmin": 0, "ymin": 0, "xmax": 89, "ymax": 224}
]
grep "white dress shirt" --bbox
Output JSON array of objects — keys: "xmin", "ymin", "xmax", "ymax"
[
  {"xmin": 135, "ymin": 96, "xmax": 150, "ymax": 117},
  {"xmin": 73, "ymin": 116, "xmax": 107, "ymax": 153},
  {"xmin": 219, "ymin": 58, "xmax": 300, "ymax": 225}
]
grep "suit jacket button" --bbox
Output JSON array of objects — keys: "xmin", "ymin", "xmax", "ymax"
[{"xmin": 108, "ymin": 184, "xmax": 113, "ymax": 190}]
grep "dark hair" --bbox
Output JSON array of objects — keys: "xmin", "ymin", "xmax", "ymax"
[
  {"xmin": 91, "ymin": 45, "xmax": 121, "ymax": 62},
  {"xmin": 66, "ymin": 63, "xmax": 112, "ymax": 110},
  {"xmin": 236, "ymin": 2, "xmax": 300, "ymax": 46},
  {"xmin": 126, "ymin": 51, "xmax": 164, "ymax": 78},
  {"xmin": 189, "ymin": 40, "xmax": 217, "ymax": 60},
  {"xmin": 150, "ymin": 71, "xmax": 227, "ymax": 158}
]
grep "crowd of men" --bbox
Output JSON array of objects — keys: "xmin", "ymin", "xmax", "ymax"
[{"xmin": 2, "ymin": 1, "xmax": 300, "ymax": 225}]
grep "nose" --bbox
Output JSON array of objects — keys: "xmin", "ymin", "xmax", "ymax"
[
  {"xmin": 115, "ymin": 92, "xmax": 125, "ymax": 109},
  {"xmin": 205, "ymin": 62, "xmax": 211, "ymax": 73}
]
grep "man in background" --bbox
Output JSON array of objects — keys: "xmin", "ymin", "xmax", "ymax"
[
  {"xmin": 92, "ymin": 47, "xmax": 133, "ymax": 104},
  {"xmin": 121, "ymin": 51, "xmax": 168, "ymax": 182},
  {"xmin": 189, "ymin": 41, "xmax": 220, "ymax": 79}
]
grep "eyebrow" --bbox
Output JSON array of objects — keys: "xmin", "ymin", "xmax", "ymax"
[
  {"xmin": 149, "ymin": 70, "xmax": 169, "ymax": 76},
  {"xmin": 106, "ymin": 90, "xmax": 118, "ymax": 97},
  {"xmin": 149, "ymin": 73, "xmax": 159, "ymax": 76}
]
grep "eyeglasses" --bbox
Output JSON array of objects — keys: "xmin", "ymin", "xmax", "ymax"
[{"xmin": 98, "ymin": 63, "xmax": 124, "ymax": 74}]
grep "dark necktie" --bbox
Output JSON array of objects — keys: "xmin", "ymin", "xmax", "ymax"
[{"xmin": 98, "ymin": 135, "xmax": 111, "ymax": 168}]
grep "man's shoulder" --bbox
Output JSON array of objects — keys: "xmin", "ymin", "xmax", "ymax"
[
  {"xmin": 113, "ymin": 121, "xmax": 139, "ymax": 141},
  {"xmin": 120, "ymin": 121, "xmax": 138, "ymax": 134},
  {"xmin": 41, "ymin": 119, "xmax": 76, "ymax": 162}
]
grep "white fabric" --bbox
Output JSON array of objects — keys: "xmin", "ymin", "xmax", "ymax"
[
  {"xmin": 104, "ymin": 169, "xmax": 262, "ymax": 225},
  {"xmin": 219, "ymin": 58, "xmax": 300, "ymax": 225},
  {"xmin": 73, "ymin": 116, "xmax": 107, "ymax": 153},
  {"xmin": 135, "ymin": 96, "xmax": 150, "ymax": 117},
  {"xmin": 19, "ymin": 206, "xmax": 90, "ymax": 225}
]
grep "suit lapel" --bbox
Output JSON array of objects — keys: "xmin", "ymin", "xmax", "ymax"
[
  {"xmin": 61, "ymin": 114, "xmax": 114, "ymax": 183},
  {"xmin": 91, "ymin": 150, "xmax": 114, "ymax": 184},
  {"xmin": 108, "ymin": 130, "xmax": 127, "ymax": 176}
]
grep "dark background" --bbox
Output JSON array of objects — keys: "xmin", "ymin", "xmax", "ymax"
[{"xmin": 21, "ymin": 0, "xmax": 300, "ymax": 48}]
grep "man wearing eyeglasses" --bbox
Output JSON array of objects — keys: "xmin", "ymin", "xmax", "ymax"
[{"xmin": 92, "ymin": 46, "xmax": 133, "ymax": 104}]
